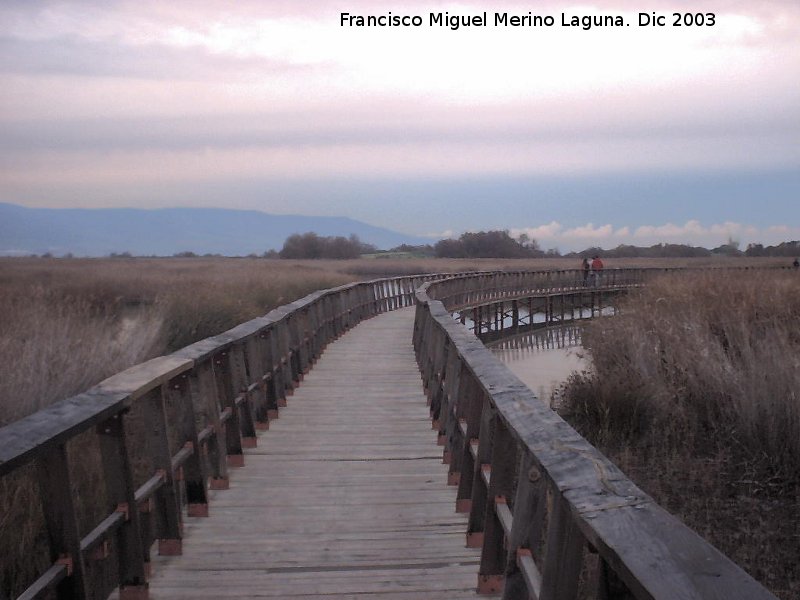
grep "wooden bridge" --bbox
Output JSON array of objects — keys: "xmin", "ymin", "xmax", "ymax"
[{"xmin": 0, "ymin": 269, "xmax": 780, "ymax": 600}]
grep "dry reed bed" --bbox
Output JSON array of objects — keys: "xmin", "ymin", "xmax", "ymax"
[
  {"xmin": 0, "ymin": 257, "xmax": 356, "ymax": 597},
  {"xmin": 0, "ymin": 256, "xmax": 790, "ymax": 596},
  {"xmin": 559, "ymin": 270, "xmax": 800, "ymax": 598}
]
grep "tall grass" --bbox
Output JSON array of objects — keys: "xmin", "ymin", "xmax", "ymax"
[
  {"xmin": 0, "ymin": 291, "xmax": 163, "ymax": 426},
  {"xmin": 0, "ymin": 258, "xmax": 356, "ymax": 420},
  {"xmin": 0, "ymin": 257, "xmax": 354, "ymax": 597},
  {"xmin": 559, "ymin": 270, "xmax": 800, "ymax": 598}
]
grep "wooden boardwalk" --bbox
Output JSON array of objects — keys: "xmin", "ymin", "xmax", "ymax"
[{"xmin": 141, "ymin": 308, "xmax": 480, "ymax": 599}]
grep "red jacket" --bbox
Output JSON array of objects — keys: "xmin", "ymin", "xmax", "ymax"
[{"xmin": 591, "ymin": 258, "xmax": 604, "ymax": 271}]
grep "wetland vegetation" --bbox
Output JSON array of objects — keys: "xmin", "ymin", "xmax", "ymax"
[
  {"xmin": 0, "ymin": 256, "xmax": 794, "ymax": 597},
  {"xmin": 558, "ymin": 270, "xmax": 800, "ymax": 598}
]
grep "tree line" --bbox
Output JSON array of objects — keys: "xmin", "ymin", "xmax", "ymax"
[
  {"xmin": 38, "ymin": 231, "xmax": 797, "ymax": 260},
  {"xmin": 277, "ymin": 232, "xmax": 377, "ymax": 259},
  {"xmin": 271, "ymin": 231, "xmax": 800, "ymax": 260}
]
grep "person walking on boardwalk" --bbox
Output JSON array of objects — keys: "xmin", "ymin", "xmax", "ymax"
[
  {"xmin": 582, "ymin": 257, "xmax": 590, "ymax": 285},
  {"xmin": 591, "ymin": 255, "xmax": 604, "ymax": 287},
  {"xmin": 794, "ymin": 257, "xmax": 799, "ymax": 269}
]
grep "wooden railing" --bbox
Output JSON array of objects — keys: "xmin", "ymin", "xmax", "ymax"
[
  {"xmin": 0, "ymin": 273, "xmax": 443, "ymax": 600},
  {"xmin": 413, "ymin": 270, "xmax": 779, "ymax": 599},
  {"xmin": 421, "ymin": 267, "xmax": 648, "ymax": 310},
  {"xmin": 436, "ymin": 268, "xmax": 641, "ymax": 341}
]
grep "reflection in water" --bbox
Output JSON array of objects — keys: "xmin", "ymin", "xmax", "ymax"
[
  {"xmin": 455, "ymin": 306, "xmax": 615, "ymax": 333},
  {"xmin": 490, "ymin": 326, "xmax": 587, "ymax": 408}
]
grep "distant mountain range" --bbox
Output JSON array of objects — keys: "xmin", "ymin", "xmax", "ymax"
[{"xmin": 0, "ymin": 203, "xmax": 431, "ymax": 256}]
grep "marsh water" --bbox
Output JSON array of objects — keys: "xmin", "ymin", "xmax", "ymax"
[{"xmin": 489, "ymin": 325, "xmax": 587, "ymax": 407}]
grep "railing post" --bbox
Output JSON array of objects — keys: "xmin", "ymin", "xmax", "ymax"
[
  {"xmin": 286, "ymin": 315, "xmax": 301, "ymax": 389},
  {"xmin": 229, "ymin": 344, "xmax": 258, "ymax": 449},
  {"xmin": 426, "ymin": 329, "xmax": 448, "ymax": 417},
  {"xmin": 466, "ymin": 395, "xmax": 494, "ymax": 546},
  {"xmin": 142, "ymin": 386, "xmax": 183, "ymax": 556},
  {"xmin": 212, "ymin": 349, "xmax": 245, "ymax": 467},
  {"xmin": 501, "ymin": 451, "xmax": 547, "ymax": 600},
  {"xmin": 166, "ymin": 371, "xmax": 210, "ymax": 517},
  {"xmin": 477, "ymin": 418, "xmax": 517, "ymax": 595},
  {"xmin": 306, "ymin": 303, "xmax": 321, "ymax": 365},
  {"xmin": 512, "ymin": 299, "xmax": 519, "ymax": 330},
  {"xmin": 244, "ymin": 334, "xmax": 270, "ymax": 430},
  {"xmin": 539, "ymin": 494, "xmax": 584, "ymax": 600},
  {"xmin": 455, "ymin": 375, "xmax": 481, "ymax": 514},
  {"xmin": 195, "ymin": 359, "xmax": 229, "ymax": 489},
  {"xmin": 37, "ymin": 443, "xmax": 88, "ymax": 600},
  {"xmin": 276, "ymin": 320, "xmax": 295, "ymax": 398},
  {"xmin": 438, "ymin": 351, "xmax": 462, "ymax": 466},
  {"xmin": 97, "ymin": 413, "xmax": 148, "ymax": 598},
  {"xmin": 265, "ymin": 326, "xmax": 286, "ymax": 414}
]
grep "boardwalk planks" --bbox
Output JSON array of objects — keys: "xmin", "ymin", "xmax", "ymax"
[{"xmin": 134, "ymin": 309, "xmax": 481, "ymax": 599}]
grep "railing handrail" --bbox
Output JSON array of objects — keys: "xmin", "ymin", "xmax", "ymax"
[{"xmin": 413, "ymin": 268, "xmax": 780, "ymax": 599}]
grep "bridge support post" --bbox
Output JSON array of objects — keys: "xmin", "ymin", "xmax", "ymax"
[
  {"xmin": 195, "ymin": 360, "xmax": 229, "ymax": 489},
  {"xmin": 229, "ymin": 345, "xmax": 258, "ymax": 449},
  {"xmin": 37, "ymin": 443, "xmax": 89, "ymax": 600},
  {"xmin": 428, "ymin": 337, "xmax": 448, "ymax": 423},
  {"xmin": 212, "ymin": 350, "xmax": 245, "ymax": 467},
  {"xmin": 438, "ymin": 352, "xmax": 462, "ymax": 459},
  {"xmin": 97, "ymin": 413, "xmax": 149, "ymax": 597},
  {"xmin": 245, "ymin": 334, "xmax": 270, "ymax": 431},
  {"xmin": 476, "ymin": 418, "xmax": 517, "ymax": 595},
  {"xmin": 539, "ymin": 495, "xmax": 584, "ymax": 600},
  {"xmin": 455, "ymin": 376, "xmax": 482, "ymax": 514},
  {"xmin": 169, "ymin": 371, "xmax": 210, "ymax": 518},
  {"xmin": 142, "ymin": 386, "xmax": 183, "ymax": 557},
  {"xmin": 465, "ymin": 398, "xmax": 494, "ymax": 545},
  {"xmin": 499, "ymin": 451, "xmax": 544, "ymax": 600},
  {"xmin": 275, "ymin": 321, "xmax": 295, "ymax": 400},
  {"xmin": 262, "ymin": 328, "xmax": 284, "ymax": 420}
]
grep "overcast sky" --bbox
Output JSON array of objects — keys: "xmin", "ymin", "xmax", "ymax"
[{"xmin": 1, "ymin": 0, "xmax": 798, "ymax": 250}]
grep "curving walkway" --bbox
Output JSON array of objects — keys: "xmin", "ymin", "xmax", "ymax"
[{"xmin": 141, "ymin": 308, "xmax": 480, "ymax": 599}]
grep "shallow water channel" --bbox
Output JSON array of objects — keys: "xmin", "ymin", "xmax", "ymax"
[{"xmin": 489, "ymin": 325, "xmax": 588, "ymax": 408}]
